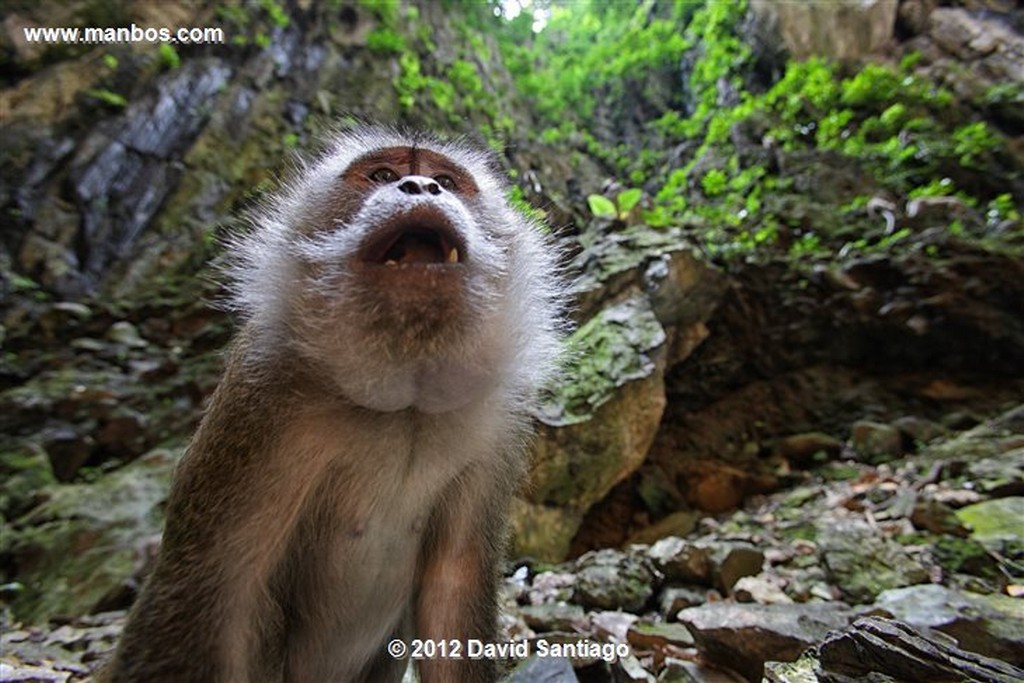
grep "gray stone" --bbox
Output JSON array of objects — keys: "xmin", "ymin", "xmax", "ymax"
[
  {"xmin": 750, "ymin": 0, "xmax": 897, "ymax": 60},
  {"xmin": 573, "ymin": 549, "xmax": 657, "ymax": 612},
  {"xmin": 818, "ymin": 519, "xmax": 929, "ymax": 604},
  {"xmin": 648, "ymin": 537, "xmax": 711, "ymax": 584},
  {"xmin": 677, "ymin": 602, "xmax": 852, "ymax": 682},
  {"xmin": 519, "ymin": 603, "xmax": 586, "ymax": 633},
  {"xmin": 850, "ymin": 420, "xmax": 904, "ymax": 461},
  {"xmin": 503, "ymin": 655, "xmax": 578, "ymax": 683},
  {"xmin": 875, "ymin": 584, "xmax": 1024, "ymax": 665}
]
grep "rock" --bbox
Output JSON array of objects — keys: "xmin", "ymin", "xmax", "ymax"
[
  {"xmin": 527, "ymin": 572, "xmax": 576, "ymax": 605},
  {"xmin": 105, "ymin": 321, "xmax": 147, "ymax": 348},
  {"xmin": 965, "ymin": 449, "xmax": 1024, "ymax": 497},
  {"xmin": 591, "ymin": 610, "xmax": 639, "ymax": 642},
  {"xmin": 732, "ymin": 576, "xmax": 793, "ymax": 605},
  {"xmin": 684, "ymin": 461, "xmax": 778, "ymax": 513},
  {"xmin": 503, "ymin": 655, "xmax": 578, "ymax": 682},
  {"xmin": 956, "ymin": 497, "xmax": 1024, "ymax": 543},
  {"xmin": 648, "ymin": 537, "xmax": 712, "ymax": 584},
  {"xmin": 818, "ymin": 519, "xmax": 929, "ymax": 604},
  {"xmin": 896, "ymin": 0, "xmax": 937, "ymax": 36},
  {"xmin": 749, "ymin": 0, "xmax": 897, "ymax": 60},
  {"xmin": 643, "ymin": 249, "xmax": 728, "ymax": 333},
  {"xmin": 36, "ymin": 302, "xmax": 93, "ymax": 342},
  {"xmin": 874, "ymin": 584, "xmax": 1024, "ymax": 665},
  {"xmin": 0, "ymin": 661, "xmax": 71, "ymax": 682},
  {"xmin": 932, "ymin": 536, "xmax": 1007, "ymax": 592},
  {"xmin": 818, "ymin": 616, "xmax": 1024, "ymax": 681},
  {"xmin": 627, "ymin": 621, "xmax": 695, "ymax": 650},
  {"xmin": 0, "ymin": 611, "xmax": 123, "ymax": 680},
  {"xmin": 627, "ymin": 511, "xmax": 700, "ymax": 546},
  {"xmin": 95, "ymin": 409, "xmax": 149, "ymax": 459},
  {"xmin": 510, "ymin": 500, "xmax": 584, "ymax": 563},
  {"xmin": 658, "ymin": 587, "xmax": 707, "ymax": 619},
  {"xmin": 520, "ymin": 603, "xmax": 587, "ymax": 633},
  {"xmin": 658, "ymin": 657, "xmax": 734, "ymax": 682},
  {"xmin": 892, "ymin": 416, "xmax": 948, "ymax": 447},
  {"xmin": 910, "ymin": 499, "xmax": 971, "ymax": 537},
  {"xmin": 0, "ymin": 444, "xmax": 56, "ymax": 518},
  {"xmin": 521, "ymin": 296, "xmax": 668, "ymax": 560},
  {"xmin": 676, "ymin": 602, "xmax": 852, "ymax": 682},
  {"xmin": 850, "ymin": 420, "xmax": 904, "ymax": 461},
  {"xmin": 573, "ymin": 549, "xmax": 657, "ymax": 612},
  {"xmin": 40, "ymin": 425, "xmax": 95, "ymax": 482},
  {"xmin": 773, "ymin": 432, "xmax": 843, "ymax": 467},
  {"xmin": 709, "ymin": 543, "xmax": 765, "ymax": 595},
  {"xmin": 929, "ymin": 7, "xmax": 1024, "ymax": 69},
  {"xmin": 2, "ymin": 448, "xmax": 178, "ymax": 624},
  {"xmin": 612, "ymin": 653, "xmax": 657, "ymax": 682}
]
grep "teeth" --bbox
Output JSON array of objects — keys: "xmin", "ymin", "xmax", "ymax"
[
  {"xmin": 385, "ymin": 259, "xmax": 398, "ymax": 267},
  {"xmin": 447, "ymin": 247, "xmax": 459, "ymax": 264}
]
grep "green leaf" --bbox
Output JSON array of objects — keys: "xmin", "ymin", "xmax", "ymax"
[
  {"xmin": 587, "ymin": 194, "xmax": 617, "ymax": 218},
  {"xmin": 616, "ymin": 188, "xmax": 643, "ymax": 215}
]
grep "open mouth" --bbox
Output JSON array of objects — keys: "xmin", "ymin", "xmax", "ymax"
[{"xmin": 360, "ymin": 208, "xmax": 465, "ymax": 267}]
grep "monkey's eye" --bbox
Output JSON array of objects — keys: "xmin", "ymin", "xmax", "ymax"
[
  {"xmin": 435, "ymin": 175, "xmax": 457, "ymax": 192},
  {"xmin": 369, "ymin": 168, "xmax": 399, "ymax": 183}
]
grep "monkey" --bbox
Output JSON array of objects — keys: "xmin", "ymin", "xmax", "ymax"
[{"xmin": 98, "ymin": 125, "xmax": 565, "ymax": 683}]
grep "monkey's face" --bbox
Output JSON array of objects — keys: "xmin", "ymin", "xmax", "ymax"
[{"xmin": 285, "ymin": 144, "xmax": 520, "ymax": 413}]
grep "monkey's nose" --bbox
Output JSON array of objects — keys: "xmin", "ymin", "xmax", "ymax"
[{"xmin": 398, "ymin": 176, "xmax": 442, "ymax": 196}]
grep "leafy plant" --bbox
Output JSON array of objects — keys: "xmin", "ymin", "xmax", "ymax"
[
  {"xmin": 366, "ymin": 28, "xmax": 405, "ymax": 53},
  {"xmin": 86, "ymin": 88, "xmax": 128, "ymax": 108},
  {"xmin": 588, "ymin": 188, "xmax": 644, "ymax": 221},
  {"xmin": 587, "ymin": 194, "xmax": 617, "ymax": 219},
  {"xmin": 157, "ymin": 43, "xmax": 180, "ymax": 70}
]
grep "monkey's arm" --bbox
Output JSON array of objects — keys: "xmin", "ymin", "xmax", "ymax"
[{"xmin": 415, "ymin": 465, "xmax": 512, "ymax": 683}]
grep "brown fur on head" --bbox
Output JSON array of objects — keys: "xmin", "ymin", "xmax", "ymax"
[{"xmin": 225, "ymin": 125, "xmax": 565, "ymax": 414}]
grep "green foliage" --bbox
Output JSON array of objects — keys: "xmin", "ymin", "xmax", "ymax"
[
  {"xmin": 952, "ymin": 122, "xmax": 998, "ymax": 167},
  {"xmin": 85, "ymin": 88, "xmax": 128, "ymax": 108},
  {"xmin": 498, "ymin": 0, "xmax": 694, "ymax": 126},
  {"xmin": 366, "ymin": 28, "xmax": 406, "ymax": 53},
  {"xmin": 841, "ymin": 63, "xmax": 900, "ymax": 107},
  {"xmin": 447, "ymin": 60, "xmax": 483, "ymax": 99},
  {"xmin": 983, "ymin": 81, "xmax": 1024, "ymax": 108},
  {"xmin": 588, "ymin": 194, "xmax": 617, "ymax": 219},
  {"xmin": 617, "ymin": 188, "xmax": 643, "ymax": 215},
  {"xmin": 700, "ymin": 169, "xmax": 728, "ymax": 197},
  {"xmin": 102, "ymin": 53, "xmax": 119, "ymax": 69},
  {"xmin": 987, "ymin": 194, "xmax": 1021, "ymax": 225},
  {"xmin": 588, "ymin": 188, "xmax": 644, "ymax": 221},
  {"xmin": 908, "ymin": 177, "xmax": 954, "ymax": 199},
  {"xmin": 359, "ymin": 0, "xmax": 401, "ymax": 27},
  {"xmin": 216, "ymin": 3, "xmax": 249, "ymax": 27},
  {"xmin": 790, "ymin": 232, "xmax": 823, "ymax": 257},
  {"xmin": 508, "ymin": 185, "xmax": 546, "ymax": 224},
  {"xmin": 396, "ymin": 52, "xmax": 426, "ymax": 110},
  {"xmin": 429, "ymin": 78, "xmax": 457, "ymax": 114},
  {"xmin": 157, "ymin": 43, "xmax": 180, "ymax": 70},
  {"xmin": 679, "ymin": 0, "xmax": 751, "ymax": 136},
  {"xmin": 259, "ymin": 0, "xmax": 289, "ymax": 27},
  {"xmin": 485, "ymin": 0, "xmax": 1017, "ymax": 264}
]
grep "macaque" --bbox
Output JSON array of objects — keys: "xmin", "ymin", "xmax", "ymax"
[{"xmin": 100, "ymin": 126, "xmax": 564, "ymax": 682}]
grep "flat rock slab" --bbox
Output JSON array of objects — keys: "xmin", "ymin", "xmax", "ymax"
[{"xmin": 677, "ymin": 602, "xmax": 852, "ymax": 681}]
